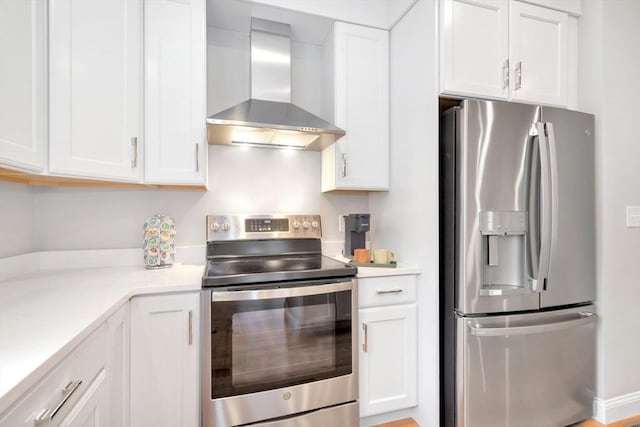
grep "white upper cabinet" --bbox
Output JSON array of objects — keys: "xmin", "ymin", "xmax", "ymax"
[
  {"xmin": 49, "ymin": 0, "xmax": 143, "ymax": 182},
  {"xmin": 440, "ymin": 0, "xmax": 509, "ymax": 99},
  {"xmin": 509, "ymin": 1, "xmax": 568, "ymax": 106},
  {"xmin": 0, "ymin": 0, "xmax": 46, "ymax": 172},
  {"xmin": 144, "ymin": 0, "xmax": 207, "ymax": 186},
  {"xmin": 322, "ymin": 22, "xmax": 389, "ymax": 192},
  {"xmin": 440, "ymin": 0, "xmax": 569, "ymax": 107}
]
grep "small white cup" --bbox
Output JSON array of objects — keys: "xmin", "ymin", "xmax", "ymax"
[{"xmin": 373, "ymin": 249, "xmax": 395, "ymax": 264}]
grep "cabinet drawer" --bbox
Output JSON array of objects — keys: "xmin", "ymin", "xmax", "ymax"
[
  {"xmin": 358, "ymin": 275, "xmax": 417, "ymax": 308},
  {"xmin": 0, "ymin": 324, "xmax": 106, "ymax": 427}
]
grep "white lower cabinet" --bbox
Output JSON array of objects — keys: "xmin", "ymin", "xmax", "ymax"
[
  {"xmin": 0, "ymin": 324, "xmax": 107, "ymax": 427},
  {"xmin": 130, "ymin": 292, "xmax": 200, "ymax": 427},
  {"xmin": 358, "ymin": 275, "xmax": 418, "ymax": 418}
]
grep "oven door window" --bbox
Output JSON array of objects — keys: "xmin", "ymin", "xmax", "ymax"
[{"xmin": 210, "ymin": 290, "xmax": 352, "ymax": 398}]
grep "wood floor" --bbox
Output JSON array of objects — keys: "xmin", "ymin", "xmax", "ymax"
[
  {"xmin": 580, "ymin": 414, "xmax": 640, "ymax": 427},
  {"xmin": 374, "ymin": 418, "xmax": 419, "ymax": 427}
]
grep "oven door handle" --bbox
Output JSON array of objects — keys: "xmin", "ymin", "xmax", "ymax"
[{"xmin": 211, "ymin": 281, "xmax": 353, "ymax": 302}]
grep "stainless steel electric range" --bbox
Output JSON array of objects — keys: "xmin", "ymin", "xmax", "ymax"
[{"xmin": 201, "ymin": 214, "xmax": 359, "ymax": 427}]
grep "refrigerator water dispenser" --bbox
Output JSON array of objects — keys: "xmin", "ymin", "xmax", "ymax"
[{"xmin": 479, "ymin": 211, "xmax": 528, "ymax": 294}]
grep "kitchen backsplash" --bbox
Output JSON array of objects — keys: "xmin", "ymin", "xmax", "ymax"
[{"xmin": 14, "ymin": 145, "xmax": 369, "ymax": 253}]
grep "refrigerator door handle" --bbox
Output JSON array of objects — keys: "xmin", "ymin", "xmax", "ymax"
[
  {"xmin": 531, "ymin": 122, "xmax": 553, "ymax": 292},
  {"xmin": 468, "ymin": 311, "xmax": 596, "ymax": 337}
]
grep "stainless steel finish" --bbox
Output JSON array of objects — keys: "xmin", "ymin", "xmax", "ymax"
[
  {"xmin": 201, "ymin": 279, "xmax": 359, "ymax": 427},
  {"xmin": 342, "ymin": 153, "xmax": 347, "ymax": 177},
  {"xmin": 195, "ymin": 143, "xmax": 199, "ymax": 172},
  {"xmin": 211, "ymin": 281, "xmax": 353, "ymax": 302},
  {"xmin": 251, "ymin": 402, "xmax": 358, "ymax": 427},
  {"xmin": 188, "ymin": 310, "xmax": 193, "ymax": 345},
  {"xmin": 376, "ymin": 288, "xmax": 403, "ymax": 294},
  {"xmin": 250, "ymin": 18, "xmax": 291, "ymax": 103},
  {"xmin": 207, "ymin": 19, "xmax": 345, "ymax": 150},
  {"xmin": 468, "ymin": 310, "xmax": 596, "ymax": 336},
  {"xmin": 488, "ymin": 235, "xmax": 499, "ymax": 266},
  {"xmin": 515, "ymin": 60, "xmax": 522, "ymax": 89},
  {"xmin": 34, "ymin": 380, "xmax": 83, "ymax": 424},
  {"xmin": 540, "ymin": 107, "xmax": 596, "ymax": 307},
  {"xmin": 456, "ymin": 100, "xmax": 541, "ymax": 314},
  {"xmin": 206, "ymin": 214, "xmax": 322, "ymax": 241},
  {"xmin": 362, "ymin": 323, "xmax": 368, "ymax": 352},
  {"xmin": 457, "ymin": 305, "xmax": 596, "ymax": 427},
  {"xmin": 130, "ymin": 137, "xmax": 138, "ymax": 168},
  {"xmin": 502, "ymin": 59, "xmax": 509, "ymax": 89},
  {"xmin": 533, "ymin": 121, "xmax": 552, "ymax": 292}
]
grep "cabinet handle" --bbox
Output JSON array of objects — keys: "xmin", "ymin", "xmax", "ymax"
[
  {"xmin": 341, "ymin": 153, "xmax": 347, "ymax": 177},
  {"xmin": 376, "ymin": 288, "xmax": 404, "ymax": 294},
  {"xmin": 502, "ymin": 59, "xmax": 509, "ymax": 89},
  {"xmin": 34, "ymin": 380, "xmax": 83, "ymax": 425},
  {"xmin": 195, "ymin": 143, "xmax": 200, "ymax": 172},
  {"xmin": 515, "ymin": 61, "xmax": 522, "ymax": 90},
  {"xmin": 188, "ymin": 310, "xmax": 193, "ymax": 345},
  {"xmin": 362, "ymin": 323, "xmax": 368, "ymax": 352},
  {"xmin": 131, "ymin": 137, "xmax": 138, "ymax": 168}
]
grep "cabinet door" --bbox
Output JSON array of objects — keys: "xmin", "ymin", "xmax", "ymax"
[
  {"xmin": 326, "ymin": 22, "xmax": 389, "ymax": 191},
  {"xmin": 0, "ymin": 0, "xmax": 46, "ymax": 171},
  {"xmin": 359, "ymin": 304, "xmax": 417, "ymax": 417},
  {"xmin": 440, "ymin": 0, "xmax": 509, "ymax": 99},
  {"xmin": 130, "ymin": 293, "xmax": 200, "ymax": 427},
  {"xmin": 59, "ymin": 370, "xmax": 107, "ymax": 427},
  {"xmin": 106, "ymin": 304, "xmax": 129, "ymax": 427},
  {"xmin": 510, "ymin": 1, "xmax": 568, "ymax": 106},
  {"xmin": 144, "ymin": 0, "xmax": 207, "ymax": 186},
  {"xmin": 49, "ymin": 0, "xmax": 142, "ymax": 181}
]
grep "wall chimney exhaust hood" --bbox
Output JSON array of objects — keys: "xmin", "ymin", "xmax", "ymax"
[{"xmin": 207, "ymin": 18, "xmax": 345, "ymax": 150}]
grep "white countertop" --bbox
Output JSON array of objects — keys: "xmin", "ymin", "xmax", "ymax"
[{"xmin": 0, "ymin": 256, "xmax": 203, "ymax": 415}]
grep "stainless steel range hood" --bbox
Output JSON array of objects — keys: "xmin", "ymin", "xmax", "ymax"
[{"xmin": 207, "ymin": 18, "xmax": 345, "ymax": 150}]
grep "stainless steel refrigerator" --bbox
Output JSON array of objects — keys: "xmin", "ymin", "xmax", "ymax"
[{"xmin": 440, "ymin": 99, "xmax": 597, "ymax": 427}]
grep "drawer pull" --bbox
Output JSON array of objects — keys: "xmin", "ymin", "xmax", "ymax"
[
  {"xmin": 34, "ymin": 380, "xmax": 83, "ymax": 425},
  {"xmin": 376, "ymin": 288, "xmax": 403, "ymax": 294},
  {"xmin": 362, "ymin": 323, "xmax": 368, "ymax": 352}
]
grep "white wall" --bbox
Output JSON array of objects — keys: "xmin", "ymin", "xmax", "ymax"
[
  {"xmin": 0, "ymin": 182, "xmax": 35, "ymax": 257},
  {"xmin": 33, "ymin": 145, "xmax": 368, "ymax": 252},
  {"xmin": 364, "ymin": 0, "xmax": 439, "ymax": 425},
  {"xmin": 579, "ymin": 0, "xmax": 640, "ymax": 422}
]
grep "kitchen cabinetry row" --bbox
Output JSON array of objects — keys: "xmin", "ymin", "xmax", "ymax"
[
  {"xmin": 0, "ymin": 0, "xmax": 207, "ymax": 187},
  {"xmin": 440, "ymin": 0, "xmax": 577, "ymax": 107}
]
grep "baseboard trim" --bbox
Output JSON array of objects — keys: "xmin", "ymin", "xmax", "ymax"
[{"xmin": 594, "ymin": 391, "xmax": 640, "ymax": 424}]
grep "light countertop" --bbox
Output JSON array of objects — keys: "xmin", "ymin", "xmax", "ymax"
[
  {"xmin": 0, "ymin": 259, "xmax": 203, "ymax": 415},
  {"xmin": 331, "ymin": 254, "xmax": 421, "ymax": 278}
]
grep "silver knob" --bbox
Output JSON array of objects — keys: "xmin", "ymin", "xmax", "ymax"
[
  {"xmin": 302, "ymin": 221, "xmax": 310, "ymax": 229},
  {"xmin": 222, "ymin": 223, "xmax": 230, "ymax": 231},
  {"xmin": 293, "ymin": 222, "xmax": 301, "ymax": 230},
  {"xmin": 311, "ymin": 221, "xmax": 319, "ymax": 229},
  {"xmin": 211, "ymin": 223, "xmax": 220, "ymax": 232}
]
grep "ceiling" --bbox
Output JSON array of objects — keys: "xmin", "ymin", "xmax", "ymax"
[{"xmin": 207, "ymin": 0, "xmax": 418, "ymax": 45}]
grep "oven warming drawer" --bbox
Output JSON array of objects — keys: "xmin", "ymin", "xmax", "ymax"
[{"xmin": 252, "ymin": 401, "xmax": 359, "ymax": 427}]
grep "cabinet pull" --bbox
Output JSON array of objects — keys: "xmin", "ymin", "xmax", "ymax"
[
  {"xmin": 34, "ymin": 380, "xmax": 83, "ymax": 425},
  {"xmin": 188, "ymin": 310, "xmax": 193, "ymax": 345},
  {"xmin": 376, "ymin": 288, "xmax": 403, "ymax": 294},
  {"xmin": 502, "ymin": 59, "xmax": 509, "ymax": 89},
  {"xmin": 195, "ymin": 143, "xmax": 200, "ymax": 172},
  {"xmin": 362, "ymin": 323, "xmax": 368, "ymax": 352},
  {"xmin": 131, "ymin": 137, "xmax": 138, "ymax": 168},
  {"xmin": 341, "ymin": 153, "xmax": 347, "ymax": 177},
  {"xmin": 515, "ymin": 61, "xmax": 522, "ymax": 90}
]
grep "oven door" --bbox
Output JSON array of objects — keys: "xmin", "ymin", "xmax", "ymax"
[{"xmin": 201, "ymin": 278, "xmax": 358, "ymax": 427}]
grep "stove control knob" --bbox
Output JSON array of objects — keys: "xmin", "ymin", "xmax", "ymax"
[
  {"xmin": 311, "ymin": 221, "xmax": 319, "ymax": 229},
  {"xmin": 293, "ymin": 222, "xmax": 301, "ymax": 230},
  {"xmin": 302, "ymin": 221, "xmax": 310, "ymax": 229},
  {"xmin": 211, "ymin": 223, "xmax": 220, "ymax": 232},
  {"xmin": 222, "ymin": 223, "xmax": 231, "ymax": 231}
]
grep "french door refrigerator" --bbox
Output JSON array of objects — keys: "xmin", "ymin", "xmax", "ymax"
[{"xmin": 440, "ymin": 99, "xmax": 597, "ymax": 427}]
